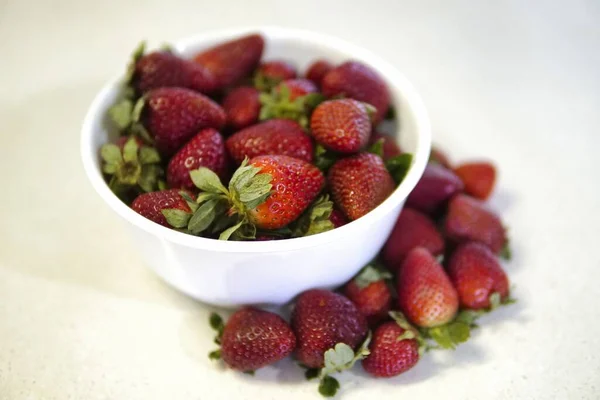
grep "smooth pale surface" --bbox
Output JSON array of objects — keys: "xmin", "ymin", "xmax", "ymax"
[{"xmin": 0, "ymin": 0, "xmax": 599, "ymax": 399}]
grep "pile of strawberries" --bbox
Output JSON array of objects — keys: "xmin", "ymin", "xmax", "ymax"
[
  {"xmin": 101, "ymin": 33, "xmax": 412, "ymax": 240},
  {"xmin": 100, "ymin": 33, "xmax": 514, "ymax": 397}
]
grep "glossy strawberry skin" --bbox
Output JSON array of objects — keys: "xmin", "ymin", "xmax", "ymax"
[
  {"xmin": 382, "ymin": 208, "xmax": 445, "ymax": 271},
  {"xmin": 276, "ymin": 78, "xmax": 318, "ymax": 101},
  {"xmin": 167, "ymin": 128, "xmax": 228, "ymax": 189},
  {"xmin": 321, "ymin": 61, "xmax": 390, "ymax": 123},
  {"xmin": 257, "ymin": 60, "xmax": 297, "ymax": 81},
  {"xmin": 344, "ymin": 280, "xmax": 392, "ymax": 327},
  {"xmin": 248, "ymin": 155, "xmax": 324, "ymax": 229},
  {"xmin": 133, "ymin": 51, "xmax": 218, "ymax": 94},
  {"xmin": 310, "ymin": 99, "xmax": 371, "ymax": 153},
  {"xmin": 370, "ymin": 132, "xmax": 402, "ymax": 160},
  {"xmin": 454, "ymin": 161, "xmax": 497, "ymax": 200},
  {"xmin": 222, "ymin": 86, "xmax": 261, "ymax": 130},
  {"xmin": 396, "ymin": 247, "xmax": 459, "ymax": 328},
  {"xmin": 362, "ymin": 322, "xmax": 420, "ymax": 378},
  {"xmin": 329, "ymin": 153, "xmax": 395, "ymax": 221},
  {"xmin": 406, "ymin": 163, "xmax": 464, "ymax": 214},
  {"xmin": 447, "ymin": 242, "xmax": 510, "ymax": 310},
  {"xmin": 142, "ymin": 88, "xmax": 226, "ymax": 156},
  {"xmin": 221, "ymin": 307, "xmax": 296, "ymax": 372},
  {"xmin": 131, "ymin": 189, "xmax": 192, "ymax": 227},
  {"xmin": 305, "ymin": 59, "xmax": 333, "ymax": 87},
  {"xmin": 291, "ymin": 289, "xmax": 368, "ymax": 368},
  {"xmin": 193, "ymin": 34, "xmax": 264, "ymax": 88},
  {"xmin": 226, "ymin": 119, "xmax": 313, "ymax": 164},
  {"xmin": 444, "ymin": 194, "xmax": 507, "ymax": 254}
]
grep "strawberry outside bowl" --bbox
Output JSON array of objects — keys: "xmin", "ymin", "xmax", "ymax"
[{"xmin": 80, "ymin": 26, "xmax": 431, "ymax": 307}]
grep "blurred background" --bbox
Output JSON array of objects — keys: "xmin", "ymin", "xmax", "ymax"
[{"xmin": 1, "ymin": 1, "xmax": 599, "ymax": 399}]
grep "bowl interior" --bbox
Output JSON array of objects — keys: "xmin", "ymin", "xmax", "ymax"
[{"xmin": 81, "ymin": 27, "xmax": 431, "ymax": 253}]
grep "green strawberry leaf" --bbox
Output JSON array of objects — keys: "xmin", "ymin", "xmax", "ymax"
[
  {"xmin": 386, "ymin": 153, "xmax": 413, "ymax": 184},
  {"xmin": 258, "ymin": 84, "xmax": 320, "ymax": 128},
  {"xmin": 124, "ymin": 41, "xmax": 146, "ymax": 84},
  {"xmin": 188, "ymin": 198, "xmax": 222, "ymax": 234},
  {"xmin": 109, "ymin": 99, "xmax": 134, "ymax": 130},
  {"xmin": 219, "ymin": 219, "xmax": 245, "ymax": 241},
  {"xmin": 384, "ymin": 106, "xmax": 396, "ymax": 120},
  {"xmin": 190, "ymin": 168, "xmax": 229, "ymax": 195},
  {"xmin": 367, "ymin": 138, "xmax": 385, "ymax": 159},
  {"xmin": 426, "ymin": 320, "xmax": 472, "ymax": 350},
  {"xmin": 253, "ymin": 72, "xmax": 282, "ymax": 92},
  {"xmin": 101, "ymin": 144, "xmax": 123, "ymax": 165},
  {"xmin": 304, "ymin": 368, "xmax": 320, "ymax": 381},
  {"xmin": 179, "ymin": 191, "xmax": 199, "ymax": 213},
  {"xmin": 138, "ymin": 164, "xmax": 163, "ymax": 192},
  {"xmin": 209, "ymin": 312, "xmax": 225, "ymax": 344},
  {"xmin": 208, "ymin": 349, "xmax": 221, "ymax": 360},
  {"xmin": 161, "ymin": 209, "xmax": 192, "ymax": 229},
  {"xmin": 291, "ymin": 195, "xmax": 334, "ymax": 237},
  {"xmin": 122, "ymin": 137, "xmax": 139, "ymax": 163},
  {"xmin": 362, "ymin": 102, "xmax": 377, "ymax": 123},
  {"xmin": 303, "ymin": 93, "xmax": 326, "ymax": 111},
  {"xmin": 313, "ymin": 144, "xmax": 337, "ymax": 172},
  {"xmin": 500, "ymin": 239, "xmax": 512, "ymax": 260},
  {"xmin": 102, "ymin": 163, "xmax": 118, "ymax": 174},
  {"xmin": 318, "ymin": 375, "xmax": 340, "ymax": 398},
  {"xmin": 139, "ymin": 146, "xmax": 161, "ymax": 164},
  {"xmin": 354, "ymin": 265, "xmax": 392, "ymax": 289}
]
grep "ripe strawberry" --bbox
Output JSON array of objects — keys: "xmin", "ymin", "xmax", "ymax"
[
  {"xmin": 447, "ymin": 242, "xmax": 510, "ymax": 310},
  {"xmin": 222, "ymin": 86, "xmax": 261, "ymax": 129},
  {"xmin": 382, "ymin": 208, "xmax": 445, "ymax": 271},
  {"xmin": 344, "ymin": 266, "xmax": 392, "ymax": 326},
  {"xmin": 138, "ymin": 87, "xmax": 226, "ymax": 156},
  {"xmin": 362, "ymin": 320, "xmax": 420, "ymax": 377},
  {"xmin": 305, "ymin": 59, "xmax": 333, "ymax": 87},
  {"xmin": 329, "ymin": 153, "xmax": 395, "ymax": 221},
  {"xmin": 406, "ymin": 163, "xmax": 464, "ymax": 214},
  {"xmin": 219, "ymin": 307, "xmax": 296, "ymax": 371},
  {"xmin": 291, "ymin": 289, "xmax": 368, "ymax": 368},
  {"xmin": 194, "ymin": 34, "xmax": 264, "ymax": 88},
  {"xmin": 454, "ymin": 161, "xmax": 497, "ymax": 200},
  {"xmin": 444, "ymin": 194, "xmax": 507, "ymax": 254},
  {"xmin": 321, "ymin": 61, "xmax": 390, "ymax": 123},
  {"xmin": 130, "ymin": 47, "xmax": 218, "ymax": 94},
  {"xmin": 396, "ymin": 247, "xmax": 459, "ymax": 328},
  {"xmin": 310, "ymin": 99, "xmax": 372, "ymax": 153},
  {"xmin": 167, "ymin": 128, "xmax": 228, "ymax": 190},
  {"xmin": 275, "ymin": 78, "xmax": 318, "ymax": 101},
  {"xmin": 225, "ymin": 119, "xmax": 313, "ymax": 164},
  {"xmin": 329, "ymin": 209, "xmax": 347, "ymax": 228},
  {"xmin": 131, "ymin": 189, "xmax": 194, "ymax": 228},
  {"xmin": 370, "ymin": 132, "xmax": 402, "ymax": 160},
  {"xmin": 430, "ymin": 146, "xmax": 451, "ymax": 168}
]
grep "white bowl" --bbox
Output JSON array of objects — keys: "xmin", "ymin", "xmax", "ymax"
[{"xmin": 81, "ymin": 27, "xmax": 431, "ymax": 307}]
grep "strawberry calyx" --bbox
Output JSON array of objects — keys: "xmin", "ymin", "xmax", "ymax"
[
  {"xmin": 290, "ymin": 195, "xmax": 335, "ymax": 237},
  {"xmin": 162, "ymin": 158, "xmax": 273, "ymax": 240},
  {"xmin": 388, "ymin": 311, "xmax": 427, "ymax": 355},
  {"xmin": 386, "ymin": 153, "xmax": 413, "ymax": 184},
  {"xmin": 258, "ymin": 84, "xmax": 325, "ymax": 128},
  {"xmin": 313, "ymin": 144, "xmax": 338, "ymax": 172},
  {"xmin": 208, "ymin": 312, "xmax": 225, "ymax": 360},
  {"xmin": 353, "ymin": 265, "xmax": 392, "ymax": 289}
]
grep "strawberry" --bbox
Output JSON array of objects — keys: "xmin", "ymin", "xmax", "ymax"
[
  {"xmin": 362, "ymin": 315, "xmax": 421, "ymax": 377},
  {"xmin": 396, "ymin": 247, "xmax": 459, "ymax": 328},
  {"xmin": 212, "ymin": 307, "xmax": 296, "ymax": 372},
  {"xmin": 344, "ymin": 266, "xmax": 392, "ymax": 326},
  {"xmin": 127, "ymin": 43, "xmax": 218, "ymax": 95},
  {"xmin": 329, "ymin": 153, "xmax": 395, "ymax": 221},
  {"xmin": 447, "ymin": 242, "xmax": 510, "ymax": 310},
  {"xmin": 321, "ymin": 61, "xmax": 390, "ymax": 123},
  {"xmin": 406, "ymin": 163, "xmax": 464, "ymax": 214},
  {"xmin": 222, "ymin": 86, "xmax": 261, "ymax": 129},
  {"xmin": 305, "ymin": 59, "xmax": 333, "ymax": 87},
  {"xmin": 225, "ymin": 119, "xmax": 313, "ymax": 164},
  {"xmin": 369, "ymin": 132, "xmax": 402, "ymax": 160},
  {"xmin": 131, "ymin": 189, "xmax": 194, "ymax": 228},
  {"xmin": 444, "ymin": 194, "xmax": 507, "ymax": 254},
  {"xmin": 166, "ymin": 128, "xmax": 228, "ymax": 190},
  {"xmin": 329, "ymin": 209, "xmax": 347, "ymax": 228},
  {"xmin": 254, "ymin": 60, "xmax": 297, "ymax": 91},
  {"xmin": 194, "ymin": 34, "xmax": 264, "ymax": 88},
  {"xmin": 291, "ymin": 289, "xmax": 368, "ymax": 368},
  {"xmin": 454, "ymin": 161, "xmax": 497, "ymax": 200},
  {"xmin": 258, "ymin": 82, "xmax": 325, "ymax": 129},
  {"xmin": 310, "ymin": 99, "xmax": 372, "ymax": 153},
  {"xmin": 429, "ymin": 146, "xmax": 451, "ymax": 168},
  {"xmin": 275, "ymin": 78, "xmax": 318, "ymax": 101},
  {"xmin": 382, "ymin": 208, "xmax": 445, "ymax": 271},
  {"xmin": 134, "ymin": 87, "xmax": 226, "ymax": 156}
]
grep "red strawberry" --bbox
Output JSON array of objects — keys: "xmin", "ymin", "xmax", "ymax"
[
  {"xmin": 139, "ymin": 87, "xmax": 226, "ymax": 156},
  {"xmin": 131, "ymin": 189, "xmax": 193, "ymax": 228},
  {"xmin": 219, "ymin": 307, "xmax": 296, "ymax": 371},
  {"xmin": 447, "ymin": 242, "xmax": 510, "ymax": 310},
  {"xmin": 257, "ymin": 60, "xmax": 297, "ymax": 81},
  {"xmin": 305, "ymin": 59, "xmax": 333, "ymax": 87},
  {"xmin": 222, "ymin": 86, "xmax": 261, "ymax": 129},
  {"xmin": 362, "ymin": 320, "xmax": 420, "ymax": 377},
  {"xmin": 310, "ymin": 99, "xmax": 372, "ymax": 153},
  {"xmin": 132, "ymin": 50, "xmax": 218, "ymax": 94},
  {"xmin": 225, "ymin": 119, "xmax": 313, "ymax": 164},
  {"xmin": 329, "ymin": 209, "xmax": 348, "ymax": 228},
  {"xmin": 454, "ymin": 161, "xmax": 497, "ymax": 200},
  {"xmin": 382, "ymin": 208, "xmax": 445, "ymax": 271},
  {"xmin": 344, "ymin": 266, "xmax": 392, "ymax": 326},
  {"xmin": 406, "ymin": 163, "xmax": 464, "ymax": 214},
  {"xmin": 396, "ymin": 247, "xmax": 459, "ymax": 328},
  {"xmin": 329, "ymin": 153, "xmax": 395, "ymax": 221},
  {"xmin": 275, "ymin": 78, "xmax": 318, "ymax": 101},
  {"xmin": 370, "ymin": 132, "xmax": 402, "ymax": 160},
  {"xmin": 444, "ymin": 194, "xmax": 507, "ymax": 254},
  {"xmin": 167, "ymin": 128, "xmax": 228, "ymax": 189},
  {"xmin": 194, "ymin": 34, "xmax": 264, "ymax": 88},
  {"xmin": 321, "ymin": 61, "xmax": 390, "ymax": 123},
  {"xmin": 291, "ymin": 289, "xmax": 368, "ymax": 368},
  {"xmin": 248, "ymin": 155, "xmax": 324, "ymax": 229}
]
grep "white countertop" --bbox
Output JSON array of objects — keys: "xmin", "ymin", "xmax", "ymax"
[{"xmin": 1, "ymin": 1, "xmax": 599, "ymax": 399}]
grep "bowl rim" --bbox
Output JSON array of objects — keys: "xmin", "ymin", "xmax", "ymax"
[{"xmin": 81, "ymin": 26, "xmax": 431, "ymax": 253}]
